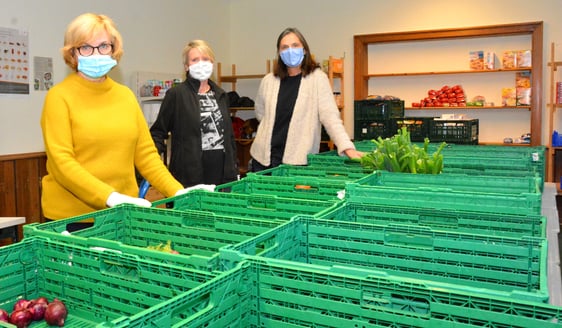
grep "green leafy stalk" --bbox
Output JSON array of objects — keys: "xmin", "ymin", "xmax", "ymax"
[{"xmin": 359, "ymin": 127, "xmax": 446, "ymax": 174}]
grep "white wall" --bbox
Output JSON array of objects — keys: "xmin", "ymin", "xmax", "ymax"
[
  {"xmin": 226, "ymin": 0, "xmax": 562, "ymax": 144},
  {"xmin": 0, "ymin": 0, "xmax": 230, "ymax": 155},
  {"xmin": 1, "ymin": 0, "xmax": 561, "ymax": 155}
]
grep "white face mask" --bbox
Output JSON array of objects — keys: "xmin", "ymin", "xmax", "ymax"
[{"xmin": 188, "ymin": 61, "xmax": 213, "ymax": 81}]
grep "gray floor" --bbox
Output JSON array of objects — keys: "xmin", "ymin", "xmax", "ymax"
[{"xmin": 542, "ymin": 183, "xmax": 561, "ymax": 306}]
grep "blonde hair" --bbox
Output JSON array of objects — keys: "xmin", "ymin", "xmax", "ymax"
[
  {"xmin": 61, "ymin": 13, "xmax": 124, "ymax": 70},
  {"xmin": 182, "ymin": 40, "xmax": 215, "ymax": 66}
]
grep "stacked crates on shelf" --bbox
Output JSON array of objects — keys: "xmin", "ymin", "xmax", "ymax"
[
  {"xmin": 353, "ymin": 98, "xmax": 405, "ymax": 141},
  {"xmin": 353, "ymin": 98, "xmax": 479, "ymax": 144},
  {"xmin": 429, "ymin": 118, "xmax": 479, "ymax": 144}
]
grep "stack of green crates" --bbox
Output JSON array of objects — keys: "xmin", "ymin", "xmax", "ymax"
[
  {"xmin": 11, "ymin": 138, "xmax": 560, "ymax": 327},
  {"xmin": 120, "ymin": 258, "xmax": 562, "ymax": 327}
]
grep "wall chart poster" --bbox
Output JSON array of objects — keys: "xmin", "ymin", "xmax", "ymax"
[{"xmin": 0, "ymin": 27, "xmax": 29, "ymax": 95}]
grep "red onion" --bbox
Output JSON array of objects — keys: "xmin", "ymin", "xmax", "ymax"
[
  {"xmin": 13, "ymin": 299, "xmax": 30, "ymax": 312},
  {"xmin": 34, "ymin": 296, "xmax": 49, "ymax": 305},
  {"xmin": 44, "ymin": 299, "xmax": 67, "ymax": 327},
  {"xmin": 9, "ymin": 309, "xmax": 32, "ymax": 328},
  {"xmin": 0, "ymin": 309, "xmax": 8, "ymax": 322},
  {"xmin": 27, "ymin": 300, "xmax": 47, "ymax": 321}
]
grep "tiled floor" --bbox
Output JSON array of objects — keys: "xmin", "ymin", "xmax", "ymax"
[{"xmin": 544, "ymin": 183, "xmax": 561, "ymax": 306}]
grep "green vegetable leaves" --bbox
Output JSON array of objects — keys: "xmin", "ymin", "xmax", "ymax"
[{"xmin": 360, "ymin": 127, "xmax": 446, "ymax": 174}]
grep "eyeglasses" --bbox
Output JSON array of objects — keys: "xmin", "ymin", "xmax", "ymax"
[{"xmin": 76, "ymin": 43, "xmax": 113, "ymax": 56}]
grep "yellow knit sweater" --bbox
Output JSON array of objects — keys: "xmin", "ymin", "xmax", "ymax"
[{"xmin": 40, "ymin": 73, "xmax": 183, "ymax": 220}]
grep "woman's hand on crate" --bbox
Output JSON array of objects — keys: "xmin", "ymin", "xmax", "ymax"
[
  {"xmin": 343, "ymin": 148, "xmax": 365, "ymax": 160},
  {"xmin": 106, "ymin": 192, "xmax": 152, "ymax": 208},
  {"xmin": 175, "ymin": 184, "xmax": 217, "ymax": 196}
]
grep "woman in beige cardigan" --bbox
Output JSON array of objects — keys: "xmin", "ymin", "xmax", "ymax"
[{"xmin": 250, "ymin": 27, "xmax": 362, "ymax": 172}]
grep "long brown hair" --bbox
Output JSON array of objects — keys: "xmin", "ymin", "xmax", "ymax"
[{"xmin": 273, "ymin": 27, "xmax": 319, "ymax": 79}]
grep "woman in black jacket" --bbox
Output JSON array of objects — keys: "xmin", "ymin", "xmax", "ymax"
[{"xmin": 150, "ymin": 40, "xmax": 238, "ymax": 187}]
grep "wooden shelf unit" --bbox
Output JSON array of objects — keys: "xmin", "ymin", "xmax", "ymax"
[
  {"xmin": 547, "ymin": 42, "xmax": 562, "ymax": 182},
  {"xmin": 353, "ymin": 21, "xmax": 544, "ymax": 147},
  {"xmin": 216, "ymin": 62, "xmax": 271, "ymax": 176},
  {"xmin": 217, "ymin": 61, "xmax": 271, "ymax": 91}
]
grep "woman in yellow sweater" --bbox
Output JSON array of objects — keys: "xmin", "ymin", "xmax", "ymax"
[{"xmin": 40, "ymin": 13, "xmax": 186, "ymax": 227}]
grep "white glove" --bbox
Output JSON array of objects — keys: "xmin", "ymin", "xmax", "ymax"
[
  {"xmin": 337, "ymin": 189, "xmax": 346, "ymax": 200},
  {"xmin": 175, "ymin": 184, "xmax": 216, "ymax": 196},
  {"xmin": 106, "ymin": 192, "xmax": 152, "ymax": 208}
]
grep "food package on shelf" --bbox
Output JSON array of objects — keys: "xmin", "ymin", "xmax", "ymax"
[
  {"xmin": 484, "ymin": 52, "xmax": 498, "ymax": 70},
  {"xmin": 501, "ymin": 50, "xmax": 517, "ymax": 69},
  {"xmin": 502, "ymin": 87, "xmax": 516, "ymax": 106},
  {"xmin": 517, "ymin": 49, "xmax": 532, "ymax": 68},
  {"xmin": 469, "ymin": 50, "xmax": 484, "ymax": 70}
]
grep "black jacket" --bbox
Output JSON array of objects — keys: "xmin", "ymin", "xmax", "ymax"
[{"xmin": 150, "ymin": 76, "xmax": 238, "ymax": 187}]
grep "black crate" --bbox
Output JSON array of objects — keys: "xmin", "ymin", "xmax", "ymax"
[
  {"xmin": 354, "ymin": 99, "xmax": 405, "ymax": 120},
  {"xmin": 354, "ymin": 119, "xmax": 395, "ymax": 141},
  {"xmin": 392, "ymin": 117, "xmax": 435, "ymax": 142},
  {"xmin": 429, "ymin": 119, "xmax": 479, "ymax": 144}
]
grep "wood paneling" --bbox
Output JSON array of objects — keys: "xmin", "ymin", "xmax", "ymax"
[{"xmin": 0, "ymin": 152, "xmax": 47, "ymax": 242}]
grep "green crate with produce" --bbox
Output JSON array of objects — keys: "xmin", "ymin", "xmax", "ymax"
[
  {"xmin": 216, "ymin": 174, "xmax": 348, "ymax": 201},
  {"xmin": 23, "ymin": 204, "xmax": 283, "ymax": 272},
  {"xmin": 0, "ymin": 236, "xmax": 216, "ymax": 328},
  {"xmin": 151, "ymin": 189, "xmax": 341, "ymax": 222},
  {"xmin": 251, "ymin": 163, "xmax": 370, "ymax": 181}
]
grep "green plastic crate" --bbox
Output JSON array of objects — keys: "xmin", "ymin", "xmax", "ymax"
[
  {"xmin": 318, "ymin": 201, "xmax": 545, "ymax": 238},
  {"xmin": 354, "ymin": 170, "xmax": 541, "ymax": 194},
  {"xmin": 324, "ymin": 142, "xmax": 546, "ymax": 183},
  {"xmin": 216, "ymin": 175, "xmax": 348, "ymax": 201},
  {"xmin": 344, "ymin": 183, "xmax": 542, "ymax": 216},
  {"xmin": 151, "ymin": 189, "xmax": 341, "ymax": 221},
  {"xmin": 252, "ymin": 164, "xmax": 370, "ymax": 181},
  {"xmin": 429, "ymin": 118, "xmax": 479, "ymax": 144},
  {"xmin": 317, "ymin": 142, "xmax": 545, "ymax": 165},
  {"xmin": 307, "ymin": 149, "xmax": 544, "ymax": 192},
  {"xmin": 220, "ymin": 217, "xmax": 548, "ymax": 303},
  {"xmin": 0, "ymin": 236, "xmax": 216, "ymax": 328},
  {"xmin": 143, "ymin": 258, "xmax": 562, "ymax": 327},
  {"xmin": 354, "ymin": 99, "xmax": 405, "ymax": 120},
  {"xmin": 23, "ymin": 205, "xmax": 282, "ymax": 272}
]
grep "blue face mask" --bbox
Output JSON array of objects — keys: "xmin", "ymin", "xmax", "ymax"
[
  {"xmin": 77, "ymin": 54, "xmax": 117, "ymax": 79},
  {"xmin": 280, "ymin": 47, "xmax": 304, "ymax": 68}
]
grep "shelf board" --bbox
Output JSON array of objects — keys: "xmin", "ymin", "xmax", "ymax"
[
  {"xmin": 367, "ymin": 68, "xmax": 531, "ymax": 78},
  {"xmin": 405, "ymin": 106, "xmax": 531, "ymax": 110},
  {"xmin": 139, "ymin": 96, "xmax": 165, "ymax": 102},
  {"xmin": 219, "ymin": 74, "xmax": 265, "ymax": 82},
  {"xmin": 229, "ymin": 107, "xmax": 254, "ymax": 111},
  {"xmin": 479, "ymin": 142, "xmax": 532, "ymax": 146}
]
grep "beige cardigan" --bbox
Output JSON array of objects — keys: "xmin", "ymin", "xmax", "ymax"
[{"xmin": 250, "ymin": 68, "xmax": 355, "ymax": 166}]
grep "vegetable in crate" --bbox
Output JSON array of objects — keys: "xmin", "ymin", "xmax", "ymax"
[
  {"xmin": 147, "ymin": 240, "xmax": 179, "ymax": 254},
  {"xmin": 357, "ymin": 126, "xmax": 446, "ymax": 174},
  {"xmin": 44, "ymin": 299, "xmax": 67, "ymax": 327}
]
